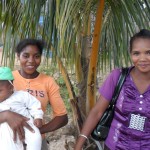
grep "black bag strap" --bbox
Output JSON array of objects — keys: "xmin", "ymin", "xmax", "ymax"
[{"xmin": 109, "ymin": 67, "xmax": 129, "ymax": 107}]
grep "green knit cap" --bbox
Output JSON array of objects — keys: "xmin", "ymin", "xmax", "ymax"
[{"xmin": 0, "ymin": 67, "xmax": 14, "ymax": 80}]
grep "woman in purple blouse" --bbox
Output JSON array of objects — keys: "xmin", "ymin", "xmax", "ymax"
[{"xmin": 74, "ymin": 29, "xmax": 150, "ymax": 150}]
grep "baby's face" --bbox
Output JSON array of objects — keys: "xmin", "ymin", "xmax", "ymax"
[{"xmin": 0, "ymin": 81, "xmax": 13, "ymax": 102}]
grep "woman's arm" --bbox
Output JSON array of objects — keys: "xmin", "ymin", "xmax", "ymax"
[
  {"xmin": 40, "ymin": 114, "xmax": 68, "ymax": 134},
  {"xmin": 74, "ymin": 95, "xmax": 109, "ymax": 150},
  {"xmin": 40, "ymin": 78, "xmax": 68, "ymax": 134},
  {"xmin": 0, "ymin": 110, "xmax": 34, "ymax": 141}
]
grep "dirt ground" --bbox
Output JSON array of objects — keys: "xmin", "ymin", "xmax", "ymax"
[{"xmin": 45, "ymin": 114, "xmax": 76, "ymax": 150}]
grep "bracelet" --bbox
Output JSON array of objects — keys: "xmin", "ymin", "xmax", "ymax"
[{"xmin": 79, "ymin": 134, "xmax": 88, "ymax": 140}]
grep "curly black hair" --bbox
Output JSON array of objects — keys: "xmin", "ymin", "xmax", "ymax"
[{"xmin": 15, "ymin": 39, "xmax": 46, "ymax": 55}]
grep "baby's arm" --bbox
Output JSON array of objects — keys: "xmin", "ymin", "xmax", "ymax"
[
  {"xmin": 34, "ymin": 118, "xmax": 43, "ymax": 128},
  {"xmin": 25, "ymin": 92, "xmax": 44, "ymax": 123}
]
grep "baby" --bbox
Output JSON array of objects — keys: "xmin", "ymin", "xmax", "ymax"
[{"xmin": 0, "ymin": 67, "xmax": 43, "ymax": 150}]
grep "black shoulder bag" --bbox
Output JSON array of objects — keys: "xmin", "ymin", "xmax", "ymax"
[{"xmin": 91, "ymin": 68, "xmax": 128, "ymax": 141}]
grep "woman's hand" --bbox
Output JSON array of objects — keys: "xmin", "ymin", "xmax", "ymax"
[
  {"xmin": 3, "ymin": 111, "xmax": 34, "ymax": 141},
  {"xmin": 34, "ymin": 118, "xmax": 43, "ymax": 128},
  {"xmin": 74, "ymin": 95, "xmax": 109, "ymax": 150}
]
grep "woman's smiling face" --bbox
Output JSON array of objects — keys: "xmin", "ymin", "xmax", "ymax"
[
  {"xmin": 17, "ymin": 45, "xmax": 41, "ymax": 78},
  {"xmin": 130, "ymin": 38, "xmax": 150, "ymax": 73}
]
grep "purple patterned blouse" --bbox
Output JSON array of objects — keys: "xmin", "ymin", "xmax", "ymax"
[{"xmin": 99, "ymin": 67, "xmax": 150, "ymax": 150}]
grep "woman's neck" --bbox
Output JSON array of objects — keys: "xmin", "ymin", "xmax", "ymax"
[
  {"xmin": 130, "ymin": 67, "xmax": 150, "ymax": 94},
  {"xmin": 18, "ymin": 70, "xmax": 39, "ymax": 79},
  {"xmin": 131, "ymin": 67, "xmax": 150, "ymax": 81}
]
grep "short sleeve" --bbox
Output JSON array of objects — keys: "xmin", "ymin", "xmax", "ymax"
[
  {"xmin": 99, "ymin": 68, "xmax": 121, "ymax": 101},
  {"xmin": 47, "ymin": 78, "xmax": 67, "ymax": 117}
]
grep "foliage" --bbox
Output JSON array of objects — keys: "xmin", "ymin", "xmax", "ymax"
[{"xmin": 0, "ymin": 0, "xmax": 149, "ymax": 70}]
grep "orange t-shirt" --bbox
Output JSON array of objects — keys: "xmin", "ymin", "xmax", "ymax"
[{"xmin": 12, "ymin": 70, "xmax": 67, "ymax": 117}]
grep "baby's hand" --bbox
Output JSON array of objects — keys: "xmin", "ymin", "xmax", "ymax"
[{"xmin": 34, "ymin": 119, "xmax": 43, "ymax": 128}]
